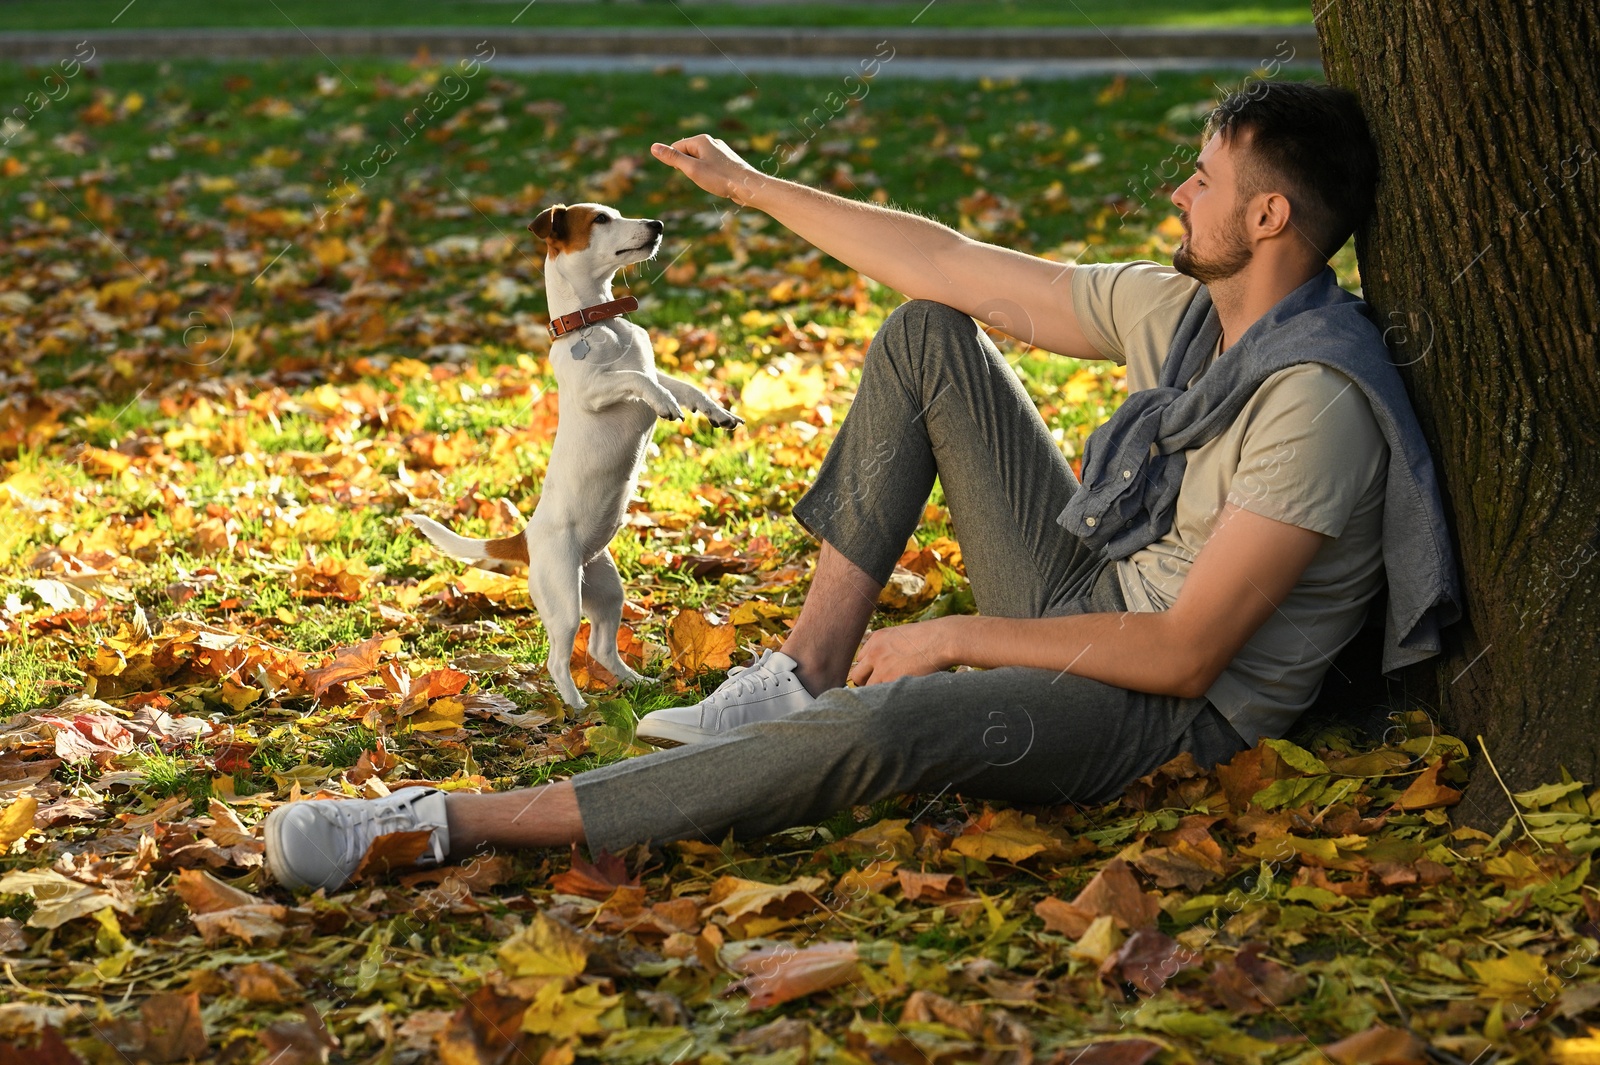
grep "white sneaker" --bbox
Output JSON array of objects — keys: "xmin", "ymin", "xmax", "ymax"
[
  {"xmin": 635, "ymin": 650, "xmax": 815, "ymax": 748},
  {"xmin": 264, "ymin": 786, "xmax": 450, "ymax": 892}
]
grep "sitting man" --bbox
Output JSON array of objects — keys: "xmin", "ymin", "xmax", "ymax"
[{"xmin": 265, "ymin": 81, "xmax": 1459, "ymax": 892}]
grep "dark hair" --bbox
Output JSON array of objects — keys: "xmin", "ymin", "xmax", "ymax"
[{"xmin": 1204, "ymin": 81, "xmax": 1379, "ymax": 259}]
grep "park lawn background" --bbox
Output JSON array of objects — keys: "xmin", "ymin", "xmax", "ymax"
[
  {"xmin": 0, "ymin": 57, "xmax": 1597, "ymax": 1065},
  {"xmin": 2, "ymin": 0, "xmax": 1314, "ymax": 32}
]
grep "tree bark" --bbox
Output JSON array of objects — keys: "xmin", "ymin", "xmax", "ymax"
[{"xmin": 1315, "ymin": 2, "xmax": 1600, "ymax": 828}]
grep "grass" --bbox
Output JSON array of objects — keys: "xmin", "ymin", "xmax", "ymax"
[{"xmin": 2, "ymin": 0, "xmax": 1316, "ymax": 32}]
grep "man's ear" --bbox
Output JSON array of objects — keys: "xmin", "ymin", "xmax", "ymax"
[{"xmin": 529, "ymin": 205, "xmax": 568, "ymax": 243}]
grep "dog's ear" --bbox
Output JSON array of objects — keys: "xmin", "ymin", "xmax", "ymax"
[{"xmin": 529, "ymin": 205, "xmax": 568, "ymax": 244}]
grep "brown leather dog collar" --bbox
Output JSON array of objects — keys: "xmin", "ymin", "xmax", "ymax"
[{"xmin": 547, "ymin": 296, "xmax": 640, "ymax": 337}]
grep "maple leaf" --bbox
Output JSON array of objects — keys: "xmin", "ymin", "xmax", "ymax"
[
  {"xmin": 949, "ymin": 807, "xmax": 1062, "ymax": 863},
  {"xmin": 549, "ymin": 844, "xmax": 641, "ymax": 901},
  {"xmin": 667, "ymin": 609, "xmax": 736, "ymax": 674},
  {"xmin": 303, "ymin": 634, "xmax": 401, "ymax": 698},
  {"xmin": 704, "ymin": 875, "xmax": 827, "ymax": 921},
  {"xmin": 497, "ymin": 913, "xmax": 589, "ymax": 979},
  {"xmin": 1395, "ymin": 758, "xmax": 1464, "ymax": 810}
]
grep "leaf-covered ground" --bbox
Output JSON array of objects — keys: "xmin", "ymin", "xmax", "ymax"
[{"xmin": 1, "ymin": 58, "xmax": 1597, "ymax": 1065}]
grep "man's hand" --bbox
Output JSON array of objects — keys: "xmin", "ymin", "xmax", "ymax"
[
  {"xmin": 848, "ymin": 616, "xmax": 961, "ymax": 687},
  {"xmin": 651, "ymin": 135, "xmax": 766, "ymax": 206}
]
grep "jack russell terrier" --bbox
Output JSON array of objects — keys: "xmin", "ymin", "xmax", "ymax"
[{"xmin": 406, "ymin": 203, "xmax": 741, "ymax": 708}]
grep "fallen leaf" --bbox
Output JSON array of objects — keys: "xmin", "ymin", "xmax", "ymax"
[
  {"xmin": 730, "ymin": 941, "xmax": 859, "ymax": 1009},
  {"xmin": 0, "ymin": 797, "xmax": 38, "ymax": 848},
  {"xmin": 1396, "ymin": 759, "xmax": 1464, "ymax": 810},
  {"xmin": 667, "ymin": 609, "xmax": 737, "ymax": 674},
  {"xmin": 1319, "ymin": 1025, "xmax": 1429, "ymax": 1064}
]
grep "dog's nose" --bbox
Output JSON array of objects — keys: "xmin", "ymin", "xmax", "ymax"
[{"xmin": 646, "ymin": 219, "xmax": 664, "ymax": 235}]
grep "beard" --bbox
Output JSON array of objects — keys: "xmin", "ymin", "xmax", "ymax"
[{"xmin": 1172, "ymin": 206, "xmax": 1253, "ymax": 284}]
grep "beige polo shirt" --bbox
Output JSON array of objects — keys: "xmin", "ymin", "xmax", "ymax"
[{"xmin": 1069, "ymin": 261, "xmax": 1388, "ymax": 745}]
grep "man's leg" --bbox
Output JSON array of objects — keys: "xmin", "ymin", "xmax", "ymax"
[{"xmin": 782, "ymin": 300, "xmax": 1105, "ymax": 693}]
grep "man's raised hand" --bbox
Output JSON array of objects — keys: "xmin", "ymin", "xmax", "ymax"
[{"xmin": 651, "ymin": 135, "xmax": 766, "ymax": 206}]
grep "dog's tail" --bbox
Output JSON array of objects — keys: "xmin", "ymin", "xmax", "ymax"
[{"xmin": 404, "ymin": 514, "xmax": 529, "ymax": 565}]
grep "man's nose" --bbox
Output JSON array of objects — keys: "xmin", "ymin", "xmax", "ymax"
[{"xmin": 646, "ymin": 219, "xmax": 664, "ymax": 235}]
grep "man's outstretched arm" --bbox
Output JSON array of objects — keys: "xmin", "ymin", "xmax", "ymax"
[
  {"xmin": 850, "ymin": 504, "xmax": 1329, "ymax": 698},
  {"xmin": 651, "ymin": 134, "xmax": 1104, "ymax": 360}
]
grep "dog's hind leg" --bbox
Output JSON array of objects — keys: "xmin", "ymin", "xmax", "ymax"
[
  {"xmin": 527, "ymin": 540, "xmax": 588, "ymax": 710},
  {"xmin": 581, "ymin": 552, "xmax": 648, "ymax": 687}
]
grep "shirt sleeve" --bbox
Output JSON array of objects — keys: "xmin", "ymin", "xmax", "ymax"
[
  {"xmin": 1070, "ymin": 260, "xmax": 1202, "ymax": 373},
  {"xmin": 1225, "ymin": 365, "xmax": 1388, "ymax": 538}
]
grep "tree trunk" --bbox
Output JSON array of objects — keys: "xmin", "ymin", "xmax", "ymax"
[{"xmin": 1315, "ymin": 2, "xmax": 1600, "ymax": 829}]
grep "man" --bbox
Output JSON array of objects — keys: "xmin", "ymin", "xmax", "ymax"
[{"xmin": 265, "ymin": 82, "xmax": 1458, "ymax": 892}]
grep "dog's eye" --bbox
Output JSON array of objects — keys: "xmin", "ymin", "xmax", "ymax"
[{"xmin": 594, "ymin": 215, "xmax": 611, "ymax": 224}]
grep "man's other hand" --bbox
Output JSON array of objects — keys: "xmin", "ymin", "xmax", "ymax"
[
  {"xmin": 652, "ymin": 135, "xmax": 766, "ymax": 206},
  {"xmin": 849, "ymin": 617, "xmax": 960, "ymax": 687}
]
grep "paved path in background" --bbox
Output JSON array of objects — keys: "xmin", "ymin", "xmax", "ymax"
[{"xmin": 2, "ymin": 26, "xmax": 1321, "ymax": 74}]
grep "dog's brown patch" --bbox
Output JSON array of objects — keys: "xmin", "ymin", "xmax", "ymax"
[
  {"xmin": 529, "ymin": 203, "xmax": 598, "ymax": 256},
  {"xmin": 485, "ymin": 531, "xmax": 529, "ymax": 564}
]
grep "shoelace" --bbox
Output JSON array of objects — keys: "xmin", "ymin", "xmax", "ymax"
[
  {"xmin": 335, "ymin": 796, "xmax": 435, "ymax": 871},
  {"xmin": 706, "ymin": 650, "xmax": 784, "ymax": 705}
]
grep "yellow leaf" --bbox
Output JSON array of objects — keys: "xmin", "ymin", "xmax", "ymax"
[
  {"xmin": 1552, "ymin": 1034, "xmax": 1600, "ymax": 1065},
  {"xmin": 705, "ymin": 875, "xmax": 827, "ymax": 921},
  {"xmin": 1470, "ymin": 949, "xmax": 1557, "ymax": 1005},
  {"xmin": 1067, "ymin": 914, "xmax": 1124, "ymax": 965},
  {"xmin": 950, "ymin": 808, "xmax": 1060, "ymax": 863},
  {"xmin": 519, "ymin": 980, "xmax": 623, "ymax": 1039},
  {"xmin": 498, "ymin": 914, "xmax": 588, "ymax": 979},
  {"xmin": 667, "ymin": 609, "xmax": 736, "ymax": 674},
  {"xmin": 740, "ymin": 362, "xmax": 825, "ymax": 423},
  {"xmin": 0, "ymin": 797, "xmax": 38, "ymax": 848},
  {"xmin": 408, "ymin": 697, "xmax": 465, "ymax": 733}
]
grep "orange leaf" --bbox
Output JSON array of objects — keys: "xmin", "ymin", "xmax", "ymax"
[
  {"xmin": 304, "ymin": 634, "xmax": 400, "ymax": 698},
  {"xmin": 175, "ymin": 868, "xmax": 260, "ymax": 914},
  {"xmin": 897, "ymin": 869, "xmax": 966, "ymax": 902},
  {"xmin": 353, "ymin": 830, "xmax": 433, "ymax": 880},
  {"xmin": 549, "ymin": 844, "xmax": 641, "ymax": 901},
  {"xmin": 1396, "ymin": 759, "xmax": 1463, "ymax": 810},
  {"xmin": 667, "ymin": 610, "xmax": 736, "ymax": 674}
]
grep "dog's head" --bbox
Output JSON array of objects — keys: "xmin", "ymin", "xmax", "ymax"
[{"xmin": 528, "ymin": 203, "xmax": 663, "ymax": 276}]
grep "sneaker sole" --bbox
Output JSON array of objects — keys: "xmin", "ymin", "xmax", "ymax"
[{"xmin": 634, "ymin": 719, "xmax": 715, "ymax": 748}]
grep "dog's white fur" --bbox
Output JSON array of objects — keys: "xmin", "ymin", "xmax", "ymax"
[{"xmin": 406, "ymin": 202, "xmax": 740, "ymax": 708}]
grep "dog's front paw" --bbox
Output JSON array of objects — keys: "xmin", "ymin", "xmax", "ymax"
[{"xmin": 706, "ymin": 406, "xmax": 743, "ymax": 430}]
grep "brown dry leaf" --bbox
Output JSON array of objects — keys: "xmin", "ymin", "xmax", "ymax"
[
  {"xmin": 1208, "ymin": 942, "xmax": 1309, "ymax": 1013},
  {"xmin": 1098, "ymin": 929, "xmax": 1200, "ymax": 995},
  {"xmin": 730, "ymin": 941, "xmax": 859, "ymax": 1009},
  {"xmin": 1395, "ymin": 759, "xmax": 1464, "ymax": 810},
  {"xmin": 133, "ymin": 991, "xmax": 209, "ymax": 1064},
  {"xmin": 1034, "ymin": 896, "xmax": 1094, "ymax": 939},
  {"xmin": 435, "ymin": 987, "xmax": 531, "ymax": 1065},
  {"xmin": 897, "ymin": 869, "xmax": 966, "ymax": 902},
  {"xmin": 667, "ymin": 610, "xmax": 737, "ymax": 674},
  {"xmin": 1319, "ymin": 1025, "xmax": 1429, "ymax": 1064},
  {"xmin": 549, "ymin": 845, "xmax": 641, "ymax": 901},
  {"xmin": 900, "ymin": 989, "xmax": 982, "ymax": 1034},
  {"xmin": 172, "ymin": 868, "xmax": 256, "ymax": 913},
  {"xmin": 191, "ymin": 905, "xmax": 292, "ymax": 947},
  {"xmin": 257, "ymin": 1005, "xmax": 338, "ymax": 1065},
  {"xmin": 228, "ymin": 961, "xmax": 303, "ymax": 1003},
  {"xmin": 1057, "ymin": 860, "xmax": 1162, "ymax": 933},
  {"xmin": 303, "ymin": 634, "xmax": 401, "ymax": 698},
  {"xmin": 352, "ymin": 829, "xmax": 433, "ymax": 880}
]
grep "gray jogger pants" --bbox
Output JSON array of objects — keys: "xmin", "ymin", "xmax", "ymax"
[{"xmin": 571, "ymin": 300, "xmax": 1248, "ymax": 855}]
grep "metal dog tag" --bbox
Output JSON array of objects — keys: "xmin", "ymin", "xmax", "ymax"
[{"xmin": 569, "ymin": 338, "xmax": 590, "ymax": 360}]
